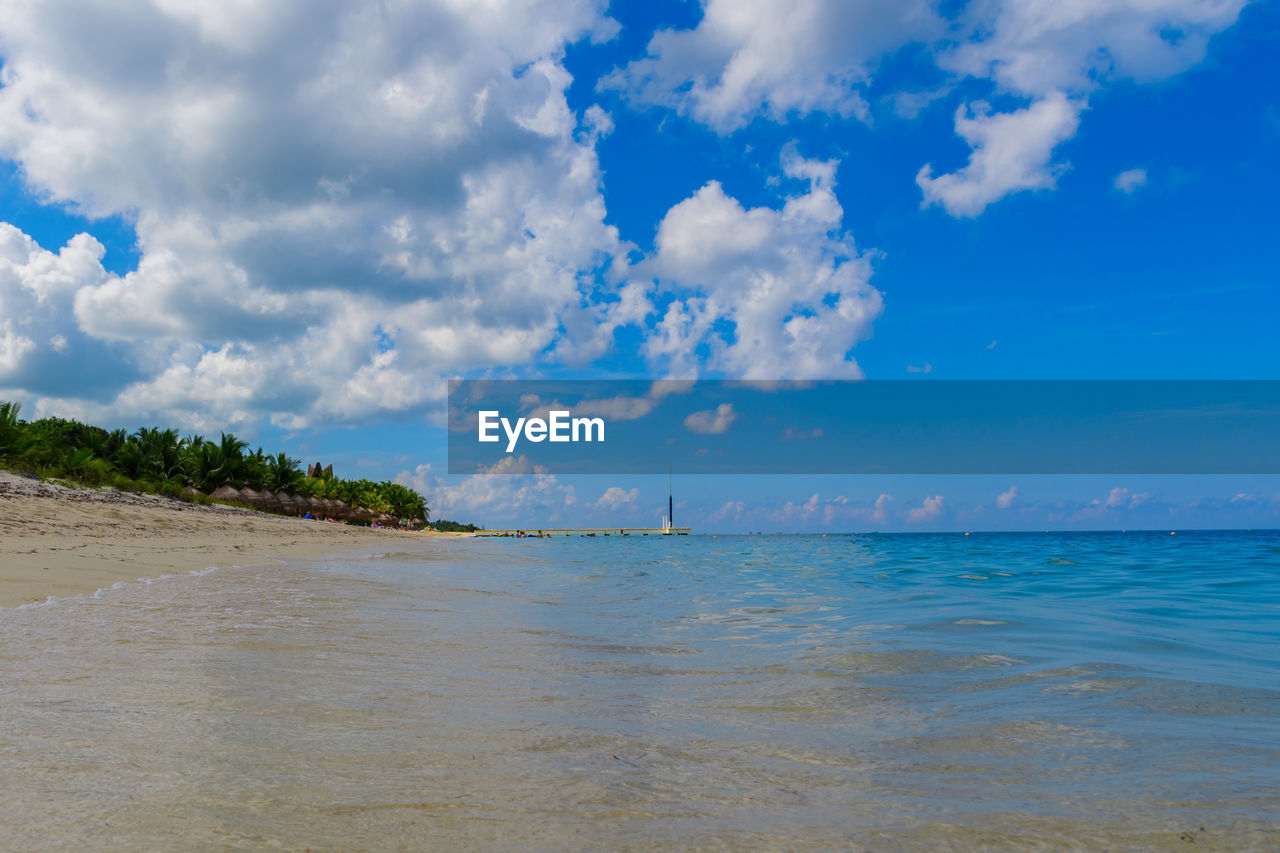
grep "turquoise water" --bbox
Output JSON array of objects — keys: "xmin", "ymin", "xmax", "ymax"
[{"xmin": 3, "ymin": 531, "xmax": 1279, "ymax": 849}]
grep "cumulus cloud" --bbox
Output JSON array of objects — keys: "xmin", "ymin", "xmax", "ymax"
[
  {"xmin": 643, "ymin": 150, "xmax": 881, "ymax": 378},
  {"xmin": 775, "ymin": 492, "xmax": 822, "ymax": 522},
  {"xmin": 1102, "ymin": 486, "xmax": 1150, "ymax": 509},
  {"xmin": 602, "ymin": 0, "xmax": 939, "ymax": 132},
  {"xmin": 996, "ymin": 485, "xmax": 1018, "ymax": 510},
  {"xmin": 395, "ymin": 460, "xmax": 576, "ymax": 522},
  {"xmin": 0, "ymin": 2, "xmax": 903, "ymax": 428},
  {"xmin": 925, "ymin": 1, "xmax": 1241, "ymax": 215},
  {"xmin": 0, "ymin": 0, "xmax": 631, "ymax": 428},
  {"xmin": 1114, "ymin": 167, "xmax": 1149, "ymax": 194},
  {"xmin": 683, "ymin": 402, "xmax": 737, "ymax": 434},
  {"xmin": 938, "ymin": 0, "xmax": 1246, "ymax": 99},
  {"xmin": 0, "ymin": 225, "xmax": 140, "ymax": 401},
  {"xmin": 907, "ymin": 494, "xmax": 945, "ymax": 523},
  {"xmin": 590, "ymin": 485, "xmax": 639, "ymax": 511},
  {"xmin": 917, "ymin": 93, "xmax": 1083, "ymax": 217},
  {"xmin": 870, "ymin": 493, "xmax": 893, "ymax": 523},
  {"xmin": 606, "ymin": 0, "xmax": 1245, "ymax": 214}
]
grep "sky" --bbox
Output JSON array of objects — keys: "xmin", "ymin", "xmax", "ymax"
[{"xmin": 0, "ymin": 0, "xmax": 1277, "ymax": 531}]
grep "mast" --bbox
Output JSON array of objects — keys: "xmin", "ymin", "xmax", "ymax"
[{"xmin": 668, "ymin": 466, "xmax": 673, "ymax": 527}]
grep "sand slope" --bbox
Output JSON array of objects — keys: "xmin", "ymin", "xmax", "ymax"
[{"xmin": 0, "ymin": 472, "xmax": 428, "ymax": 608}]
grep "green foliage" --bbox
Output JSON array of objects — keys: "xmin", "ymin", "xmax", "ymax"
[
  {"xmin": 264, "ymin": 452, "xmax": 303, "ymax": 492},
  {"xmin": 432, "ymin": 518, "xmax": 478, "ymax": 533},
  {"xmin": 0, "ymin": 398, "xmax": 443, "ymax": 527},
  {"xmin": 0, "ymin": 400, "xmax": 25, "ymax": 460}
]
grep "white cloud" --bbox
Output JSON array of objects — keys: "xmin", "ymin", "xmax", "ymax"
[
  {"xmin": 907, "ymin": 494, "xmax": 945, "ymax": 523},
  {"xmin": 602, "ymin": 0, "xmax": 939, "ymax": 132},
  {"xmin": 996, "ymin": 485, "xmax": 1019, "ymax": 510},
  {"xmin": 1114, "ymin": 167, "xmax": 1148, "ymax": 194},
  {"xmin": 683, "ymin": 402, "xmax": 738, "ymax": 434},
  {"xmin": 939, "ymin": 0, "xmax": 1246, "ymax": 99},
  {"xmin": 589, "ymin": 486, "xmax": 639, "ymax": 511},
  {"xmin": 906, "ymin": 362, "xmax": 933, "ymax": 374},
  {"xmin": 0, "ymin": 0, "xmax": 632, "ymax": 428},
  {"xmin": 917, "ymin": 93, "xmax": 1083, "ymax": 217},
  {"xmin": 775, "ymin": 492, "xmax": 822, "ymax": 522},
  {"xmin": 925, "ymin": 1, "xmax": 1242, "ymax": 215},
  {"xmin": 0, "ymin": 224, "xmax": 139, "ymax": 399},
  {"xmin": 395, "ymin": 460, "xmax": 576, "ymax": 523},
  {"xmin": 644, "ymin": 149, "xmax": 881, "ymax": 378},
  {"xmin": 605, "ymin": 0, "xmax": 1245, "ymax": 214},
  {"xmin": 1103, "ymin": 486, "xmax": 1150, "ymax": 509}
]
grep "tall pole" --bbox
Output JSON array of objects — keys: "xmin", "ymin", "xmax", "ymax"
[{"xmin": 668, "ymin": 466, "xmax": 673, "ymax": 527}]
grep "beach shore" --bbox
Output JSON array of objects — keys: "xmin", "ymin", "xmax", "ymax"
[{"xmin": 0, "ymin": 471, "xmax": 448, "ymax": 608}]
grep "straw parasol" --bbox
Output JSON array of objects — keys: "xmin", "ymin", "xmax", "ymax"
[
  {"xmin": 236, "ymin": 488, "xmax": 270, "ymax": 510},
  {"xmin": 254, "ymin": 489, "xmax": 284, "ymax": 513},
  {"xmin": 275, "ymin": 492, "xmax": 302, "ymax": 516},
  {"xmin": 209, "ymin": 485, "xmax": 241, "ymax": 502}
]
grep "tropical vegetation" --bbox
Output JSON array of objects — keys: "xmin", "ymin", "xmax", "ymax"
[
  {"xmin": 0, "ymin": 400, "xmax": 430, "ymax": 523},
  {"xmin": 431, "ymin": 518, "xmax": 480, "ymax": 533}
]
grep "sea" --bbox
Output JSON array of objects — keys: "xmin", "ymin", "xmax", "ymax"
[{"xmin": 2, "ymin": 531, "xmax": 1278, "ymax": 851}]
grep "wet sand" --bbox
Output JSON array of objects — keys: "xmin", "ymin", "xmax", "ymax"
[{"xmin": 0, "ymin": 471, "xmax": 446, "ymax": 608}]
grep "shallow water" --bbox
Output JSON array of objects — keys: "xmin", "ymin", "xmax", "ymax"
[{"xmin": 2, "ymin": 531, "xmax": 1278, "ymax": 850}]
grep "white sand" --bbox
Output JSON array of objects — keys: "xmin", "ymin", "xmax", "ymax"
[{"xmin": 0, "ymin": 471, "xmax": 457, "ymax": 608}]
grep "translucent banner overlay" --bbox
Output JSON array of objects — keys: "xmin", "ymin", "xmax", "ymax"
[{"xmin": 447, "ymin": 380, "xmax": 1280, "ymax": 475}]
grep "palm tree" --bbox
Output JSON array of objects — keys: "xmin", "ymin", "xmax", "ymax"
[
  {"xmin": 216, "ymin": 432, "xmax": 249, "ymax": 485},
  {"xmin": 0, "ymin": 401, "xmax": 25, "ymax": 460},
  {"xmin": 265, "ymin": 452, "xmax": 302, "ymax": 492}
]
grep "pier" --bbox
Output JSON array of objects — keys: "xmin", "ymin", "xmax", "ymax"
[{"xmin": 476, "ymin": 527, "xmax": 690, "ymax": 537}]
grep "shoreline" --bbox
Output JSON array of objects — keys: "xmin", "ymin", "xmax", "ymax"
[{"xmin": 0, "ymin": 471, "xmax": 462, "ymax": 609}]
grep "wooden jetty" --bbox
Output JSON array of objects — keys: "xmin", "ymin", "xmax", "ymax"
[{"xmin": 476, "ymin": 527, "xmax": 690, "ymax": 537}]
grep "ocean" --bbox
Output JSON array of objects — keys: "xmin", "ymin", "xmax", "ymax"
[{"xmin": 2, "ymin": 531, "xmax": 1278, "ymax": 850}]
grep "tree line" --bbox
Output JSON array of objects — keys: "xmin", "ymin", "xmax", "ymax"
[{"xmin": 0, "ymin": 401, "xmax": 429, "ymax": 523}]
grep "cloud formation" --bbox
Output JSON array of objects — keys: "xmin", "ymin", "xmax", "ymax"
[
  {"xmin": 683, "ymin": 403, "xmax": 737, "ymax": 435},
  {"xmin": 1114, "ymin": 168, "xmax": 1149, "ymax": 194},
  {"xmin": 917, "ymin": 94, "xmax": 1083, "ymax": 218},
  {"xmin": 0, "ymin": 0, "xmax": 636, "ymax": 428},
  {"xmin": 610, "ymin": 0, "xmax": 1245, "ymax": 214},
  {"xmin": 602, "ymin": 0, "xmax": 938, "ymax": 132},
  {"xmin": 644, "ymin": 151, "xmax": 881, "ymax": 378},
  {"xmin": 907, "ymin": 494, "xmax": 945, "ymax": 523}
]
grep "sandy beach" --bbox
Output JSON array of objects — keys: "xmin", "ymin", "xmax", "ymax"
[{"xmin": 0, "ymin": 471, "xmax": 440, "ymax": 608}]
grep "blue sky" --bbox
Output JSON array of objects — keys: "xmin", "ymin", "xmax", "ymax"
[{"xmin": 0, "ymin": 0, "xmax": 1277, "ymax": 530}]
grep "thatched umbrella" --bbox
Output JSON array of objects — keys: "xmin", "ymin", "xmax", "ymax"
[
  {"xmin": 354, "ymin": 507, "xmax": 376, "ymax": 523},
  {"xmin": 209, "ymin": 485, "xmax": 241, "ymax": 503},
  {"xmin": 376, "ymin": 513, "xmax": 394, "ymax": 526},
  {"xmin": 305, "ymin": 496, "xmax": 325, "ymax": 516},
  {"xmin": 276, "ymin": 492, "xmax": 302, "ymax": 516},
  {"xmin": 236, "ymin": 488, "xmax": 270, "ymax": 510},
  {"xmin": 330, "ymin": 499, "xmax": 352, "ymax": 520},
  {"xmin": 240, "ymin": 489, "xmax": 279, "ymax": 507}
]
